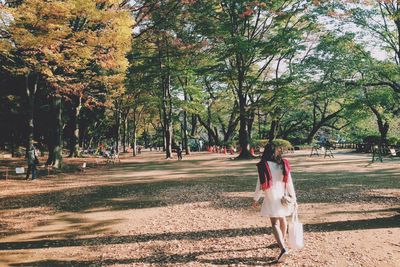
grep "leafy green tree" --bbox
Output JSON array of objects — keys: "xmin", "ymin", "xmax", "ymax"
[
  {"xmin": 292, "ymin": 33, "xmax": 367, "ymax": 143},
  {"xmin": 190, "ymin": 0, "xmax": 315, "ymax": 158},
  {"xmin": 126, "ymin": 39, "xmax": 157, "ymax": 155},
  {"xmin": 351, "ymin": 84, "xmax": 399, "ymax": 145},
  {"xmin": 324, "ymin": 1, "xmax": 400, "ymax": 94}
]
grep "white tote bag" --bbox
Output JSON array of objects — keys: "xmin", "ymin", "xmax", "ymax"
[{"xmin": 288, "ymin": 208, "xmax": 304, "ymax": 249}]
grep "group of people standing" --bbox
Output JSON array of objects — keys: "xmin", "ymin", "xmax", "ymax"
[{"xmin": 206, "ymin": 145, "xmax": 235, "ymax": 155}]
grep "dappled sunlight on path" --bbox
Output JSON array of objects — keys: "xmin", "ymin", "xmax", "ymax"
[{"xmin": 0, "ymin": 150, "xmax": 399, "ymax": 266}]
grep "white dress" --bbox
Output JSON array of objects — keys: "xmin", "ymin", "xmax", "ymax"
[{"xmin": 253, "ymin": 161, "xmax": 296, "ymax": 217}]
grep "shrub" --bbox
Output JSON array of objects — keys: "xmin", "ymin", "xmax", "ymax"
[
  {"xmin": 363, "ymin": 135, "xmax": 381, "ymax": 144},
  {"xmin": 253, "ymin": 139, "xmax": 293, "ymax": 149},
  {"xmin": 272, "ymin": 139, "xmax": 293, "ymax": 149},
  {"xmin": 252, "ymin": 139, "xmax": 269, "ymax": 148},
  {"xmin": 388, "ymin": 137, "xmax": 400, "ymax": 146}
]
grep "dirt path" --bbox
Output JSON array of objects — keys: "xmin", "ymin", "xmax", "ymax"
[{"xmin": 0, "ymin": 150, "xmax": 399, "ymax": 266}]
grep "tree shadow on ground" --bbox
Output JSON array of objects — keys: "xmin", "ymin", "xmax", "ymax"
[
  {"xmin": 1, "ymin": 213, "xmax": 399, "ymax": 252},
  {"xmin": 103, "ymin": 158, "xmax": 217, "ymax": 172},
  {"xmin": 10, "ymin": 253, "xmax": 276, "ymax": 266},
  {"xmin": 304, "ymin": 214, "xmax": 400, "ymax": 232},
  {"xmin": 1, "ymin": 152, "xmax": 398, "ymax": 263},
  {"xmin": 0, "ymin": 160, "xmax": 399, "ymax": 213},
  {"xmin": 327, "ymin": 207, "xmax": 400, "ymax": 215},
  {"xmin": 0, "ymin": 227, "xmax": 272, "ymax": 250},
  {"xmin": 29, "ymin": 216, "xmax": 123, "ymax": 241}
]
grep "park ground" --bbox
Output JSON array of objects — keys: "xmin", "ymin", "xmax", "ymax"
[{"xmin": 0, "ymin": 150, "xmax": 399, "ymax": 267}]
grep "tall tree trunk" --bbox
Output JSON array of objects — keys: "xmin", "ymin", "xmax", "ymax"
[
  {"xmin": 223, "ymin": 117, "xmax": 239, "ymax": 143},
  {"xmin": 159, "ymin": 37, "xmax": 172, "ymax": 159},
  {"xmin": 132, "ymin": 125, "xmax": 137, "ymax": 156},
  {"xmin": 53, "ymin": 96, "xmax": 63, "ymax": 168},
  {"xmin": 263, "ymin": 114, "xmax": 268, "ymax": 139},
  {"xmin": 183, "ymin": 89, "xmax": 190, "ymax": 155},
  {"xmin": 247, "ymin": 110, "xmax": 255, "ymax": 141},
  {"xmin": 220, "ymin": 103, "xmax": 239, "ymax": 144},
  {"xmin": 307, "ymin": 103, "xmax": 319, "ymax": 144},
  {"xmin": 214, "ymin": 127, "xmax": 219, "ymax": 145},
  {"xmin": 198, "ymin": 115, "xmax": 219, "ymax": 145},
  {"xmin": 122, "ymin": 114, "xmax": 128, "ymax": 153},
  {"xmin": 127, "ymin": 120, "xmax": 131, "ymax": 150},
  {"xmin": 158, "ymin": 111, "xmax": 166, "ymax": 151},
  {"xmin": 69, "ymin": 96, "xmax": 82, "ymax": 157},
  {"xmin": 132, "ymin": 111, "xmax": 137, "ymax": 156},
  {"xmin": 161, "ymin": 87, "xmax": 168, "ymax": 155},
  {"xmin": 191, "ymin": 113, "xmax": 197, "ymax": 136},
  {"xmin": 237, "ymin": 93, "xmax": 252, "ymax": 159},
  {"xmin": 379, "ymin": 122, "xmax": 389, "ymax": 145},
  {"xmin": 162, "ymin": 126, "xmax": 166, "ymax": 152},
  {"xmin": 306, "ymin": 126, "xmax": 319, "ymax": 145},
  {"xmin": 10, "ymin": 131, "xmax": 15, "ymax": 157},
  {"xmin": 81, "ymin": 127, "xmax": 87, "ymax": 149},
  {"xmin": 370, "ymin": 106, "xmax": 389, "ymax": 145},
  {"xmin": 207, "ymin": 105, "xmax": 213, "ymax": 145},
  {"xmin": 268, "ymin": 119, "xmax": 279, "ymax": 143},
  {"xmin": 26, "ymin": 73, "xmax": 38, "ymax": 151},
  {"xmin": 115, "ymin": 103, "xmax": 121, "ymax": 154},
  {"xmin": 46, "ymin": 117, "xmax": 55, "ymax": 165},
  {"xmin": 163, "ymin": 73, "xmax": 173, "ymax": 158},
  {"xmin": 46, "ymin": 140, "xmax": 55, "ymax": 165},
  {"xmin": 258, "ymin": 108, "xmax": 262, "ymax": 139}
]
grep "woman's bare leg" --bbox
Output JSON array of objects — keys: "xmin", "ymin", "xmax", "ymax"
[
  {"xmin": 270, "ymin": 217, "xmax": 285, "ymax": 250},
  {"xmin": 279, "ymin": 217, "xmax": 287, "ymax": 240}
]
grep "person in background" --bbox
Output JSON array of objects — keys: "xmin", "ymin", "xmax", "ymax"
[
  {"xmin": 317, "ymin": 132, "xmax": 327, "ymax": 147},
  {"xmin": 177, "ymin": 142, "xmax": 183, "ymax": 160},
  {"xmin": 26, "ymin": 144, "xmax": 39, "ymax": 180}
]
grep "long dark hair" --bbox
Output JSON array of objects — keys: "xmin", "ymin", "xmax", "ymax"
[{"xmin": 261, "ymin": 142, "xmax": 286, "ymax": 176}]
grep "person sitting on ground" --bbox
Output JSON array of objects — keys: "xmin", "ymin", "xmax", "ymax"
[
  {"xmin": 252, "ymin": 142, "xmax": 297, "ymax": 263},
  {"xmin": 103, "ymin": 150, "xmax": 110, "ymax": 158}
]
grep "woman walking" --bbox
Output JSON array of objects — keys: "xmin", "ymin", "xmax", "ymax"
[{"xmin": 252, "ymin": 142, "xmax": 297, "ymax": 263}]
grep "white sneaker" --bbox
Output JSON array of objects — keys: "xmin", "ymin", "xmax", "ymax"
[{"xmin": 277, "ymin": 248, "xmax": 289, "ymax": 263}]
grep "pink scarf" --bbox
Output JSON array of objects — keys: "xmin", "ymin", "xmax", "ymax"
[{"xmin": 256, "ymin": 158, "xmax": 291, "ymax": 190}]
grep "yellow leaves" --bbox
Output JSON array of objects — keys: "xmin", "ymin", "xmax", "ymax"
[
  {"xmin": 70, "ymin": 0, "xmax": 98, "ymax": 18},
  {"xmin": 0, "ymin": 40, "xmax": 12, "ymax": 55},
  {"xmin": 8, "ymin": 0, "xmax": 73, "ymax": 56},
  {"xmin": 95, "ymin": 0, "xmax": 124, "ymax": 6},
  {"xmin": 2, "ymin": 0, "xmax": 133, "ymax": 101},
  {"xmin": 215, "ymin": 3, "xmax": 223, "ymax": 13},
  {"xmin": 94, "ymin": 10, "xmax": 132, "ymax": 74},
  {"xmin": 39, "ymin": 67, "xmax": 54, "ymax": 78},
  {"xmin": 3, "ymin": 66, "xmax": 29, "ymax": 76},
  {"xmin": 12, "ymin": 0, "xmax": 73, "ymax": 29}
]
